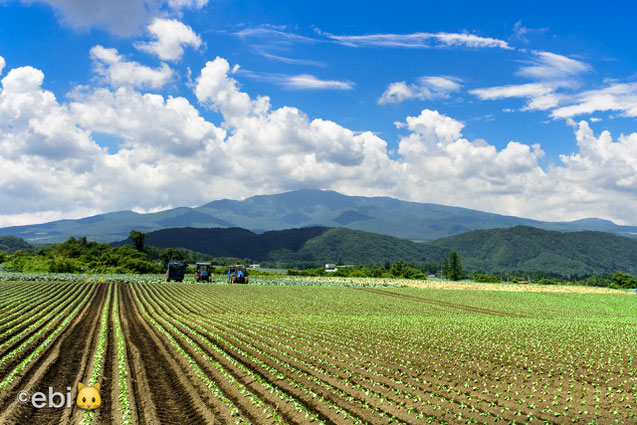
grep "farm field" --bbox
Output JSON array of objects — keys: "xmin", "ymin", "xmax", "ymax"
[{"xmin": 0, "ymin": 278, "xmax": 635, "ymax": 424}]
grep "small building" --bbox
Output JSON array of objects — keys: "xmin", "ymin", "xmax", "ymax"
[
  {"xmin": 325, "ymin": 264, "xmax": 337, "ymax": 273},
  {"xmin": 248, "ymin": 264, "xmax": 261, "ymax": 270}
]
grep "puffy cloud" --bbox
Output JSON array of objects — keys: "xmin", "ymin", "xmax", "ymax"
[
  {"xmin": 380, "ymin": 76, "xmax": 461, "ymax": 104},
  {"xmin": 13, "ymin": 0, "xmax": 209, "ymax": 36},
  {"xmin": 3, "ymin": 56, "xmax": 637, "ymax": 229},
  {"xmin": 0, "ymin": 56, "xmax": 5, "ymax": 76},
  {"xmin": 194, "ymin": 57, "xmax": 397, "ymax": 189},
  {"xmin": 135, "ymin": 18, "xmax": 202, "ymax": 61},
  {"xmin": 0, "ymin": 66, "xmax": 104, "ymax": 217},
  {"xmin": 69, "ymin": 86, "xmax": 226, "ymax": 157},
  {"xmin": 90, "ymin": 45, "xmax": 173, "ymax": 89}
]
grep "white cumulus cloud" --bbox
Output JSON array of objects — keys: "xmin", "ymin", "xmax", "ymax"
[
  {"xmin": 0, "ymin": 56, "xmax": 5, "ymax": 76},
  {"xmin": 3, "ymin": 57, "xmax": 637, "ymax": 228},
  {"xmin": 90, "ymin": 45, "xmax": 173, "ymax": 89},
  {"xmin": 135, "ymin": 18, "xmax": 202, "ymax": 61}
]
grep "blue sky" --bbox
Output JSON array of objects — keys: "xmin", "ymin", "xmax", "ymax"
[{"xmin": 1, "ymin": 0, "xmax": 636, "ymax": 227}]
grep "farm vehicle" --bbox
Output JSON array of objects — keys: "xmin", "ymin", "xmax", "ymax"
[
  {"xmin": 165, "ymin": 261, "xmax": 186, "ymax": 282},
  {"xmin": 227, "ymin": 265, "xmax": 249, "ymax": 284},
  {"xmin": 195, "ymin": 262, "xmax": 212, "ymax": 282}
]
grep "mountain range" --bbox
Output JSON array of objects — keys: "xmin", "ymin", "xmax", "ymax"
[{"xmin": 2, "ymin": 189, "xmax": 637, "ymax": 243}]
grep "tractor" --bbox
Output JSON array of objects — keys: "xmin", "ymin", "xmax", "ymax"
[
  {"xmin": 227, "ymin": 265, "xmax": 249, "ymax": 284},
  {"xmin": 195, "ymin": 262, "xmax": 212, "ymax": 282},
  {"xmin": 165, "ymin": 260, "xmax": 186, "ymax": 282}
]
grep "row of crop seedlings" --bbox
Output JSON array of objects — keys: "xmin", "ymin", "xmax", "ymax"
[
  {"xmin": 134, "ymin": 283, "xmax": 324, "ymax": 425},
  {"xmin": 0, "ymin": 283, "xmax": 78, "ymax": 346},
  {"xmin": 0, "ymin": 283, "xmax": 87, "ymax": 360},
  {"xmin": 82, "ymin": 283, "xmax": 113, "ymax": 424},
  {"xmin": 154, "ymin": 284, "xmax": 418, "ymax": 422},
  {"xmin": 181, "ymin": 294, "xmax": 497, "ymax": 425},
  {"xmin": 112, "ymin": 285, "xmax": 133, "ymax": 424},
  {"xmin": 0, "ymin": 283, "xmax": 53, "ymax": 318},
  {"xmin": 169, "ymin": 284, "xmax": 266, "ymax": 315},
  {"xmin": 158, "ymin": 284, "xmax": 637, "ymax": 423},
  {"xmin": 216, "ymin": 314, "xmax": 506, "ymax": 424},
  {"xmin": 318, "ymin": 319, "xmax": 632, "ymax": 423},
  {"xmin": 0, "ymin": 282, "xmax": 61, "ymax": 341},
  {"xmin": 0, "ymin": 280, "xmax": 49, "ymax": 300},
  {"xmin": 199, "ymin": 288, "xmax": 552, "ymax": 424},
  {"xmin": 238, "ymin": 316, "xmax": 535, "ymax": 424},
  {"xmin": 140, "ymin": 284, "xmax": 357, "ymax": 425},
  {"xmin": 247, "ymin": 313, "xmax": 564, "ymax": 424},
  {"xmin": 127, "ymin": 284, "xmax": 256, "ymax": 425},
  {"xmin": 154, "ymin": 283, "xmax": 354, "ymax": 424},
  {"xmin": 248, "ymin": 310, "xmax": 630, "ymax": 423},
  {"xmin": 0, "ymin": 283, "xmax": 95, "ymax": 389},
  {"xmin": 147, "ymin": 283, "xmax": 400, "ymax": 425},
  {"xmin": 0, "ymin": 281, "xmax": 52, "ymax": 312},
  {"xmin": 0, "ymin": 282, "xmax": 89, "ymax": 364}
]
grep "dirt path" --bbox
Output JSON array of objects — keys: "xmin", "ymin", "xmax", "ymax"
[{"xmin": 355, "ymin": 287, "xmax": 524, "ymax": 317}]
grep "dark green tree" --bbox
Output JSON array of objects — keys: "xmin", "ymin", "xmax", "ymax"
[
  {"xmin": 390, "ymin": 260, "xmax": 404, "ymax": 277},
  {"xmin": 160, "ymin": 248, "xmax": 186, "ymax": 267},
  {"xmin": 611, "ymin": 272, "xmax": 637, "ymax": 288},
  {"xmin": 128, "ymin": 230, "xmax": 148, "ymax": 252},
  {"xmin": 443, "ymin": 251, "xmax": 464, "ymax": 281}
]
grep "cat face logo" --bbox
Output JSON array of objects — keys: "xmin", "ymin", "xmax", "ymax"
[{"xmin": 76, "ymin": 383, "xmax": 101, "ymax": 410}]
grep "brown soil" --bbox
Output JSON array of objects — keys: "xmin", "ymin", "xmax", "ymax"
[
  {"xmin": 0, "ymin": 283, "xmax": 105, "ymax": 425},
  {"xmin": 118, "ymin": 283, "xmax": 218, "ymax": 425}
]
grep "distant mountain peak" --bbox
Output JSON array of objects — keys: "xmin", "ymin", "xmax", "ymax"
[{"xmin": 1, "ymin": 188, "xmax": 636, "ymax": 243}]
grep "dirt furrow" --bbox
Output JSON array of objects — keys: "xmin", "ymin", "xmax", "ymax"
[
  {"xmin": 355, "ymin": 287, "xmax": 524, "ymax": 318},
  {"xmin": 0, "ymin": 283, "xmax": 105, "ymax": 425},
  {"xmin": 119, "ymin": 283, "xmax": 218, "ymax": 425}
]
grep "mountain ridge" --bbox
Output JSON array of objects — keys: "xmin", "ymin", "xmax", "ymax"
[
  {"xmin": 110, "ymin": 224, "xmax": 637, "ymax": 277},
  {"xmin": 2, "ymin": 189, "xmax": 637, "ymax": 243}
]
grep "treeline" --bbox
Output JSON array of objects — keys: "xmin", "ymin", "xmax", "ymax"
[
  {"xmin": 2, "ymin": 237, "xmax": 163, "ymax": 273},
  {"xmin": 0, "ymin": 235, "xmax": 267, "ymax": 274},
  {"xmin": 1, "ymin": 233, "xmax": 637, "ymax": 289}
]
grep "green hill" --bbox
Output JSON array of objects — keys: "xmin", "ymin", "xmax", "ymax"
[
  {"xmin": 117, "ymin": 226, "xmax": 448, "ymax": 265},
  {"xmin": 430, "ymin": 225, "xmax": 637, "ymax": 277},
  {"xmin": 0, "ymin": 236, "xmax": 32, "ymax": 253},
  {"xmin": 123, "ymin": 225, "xmax": 637, "ymax": 277}
]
